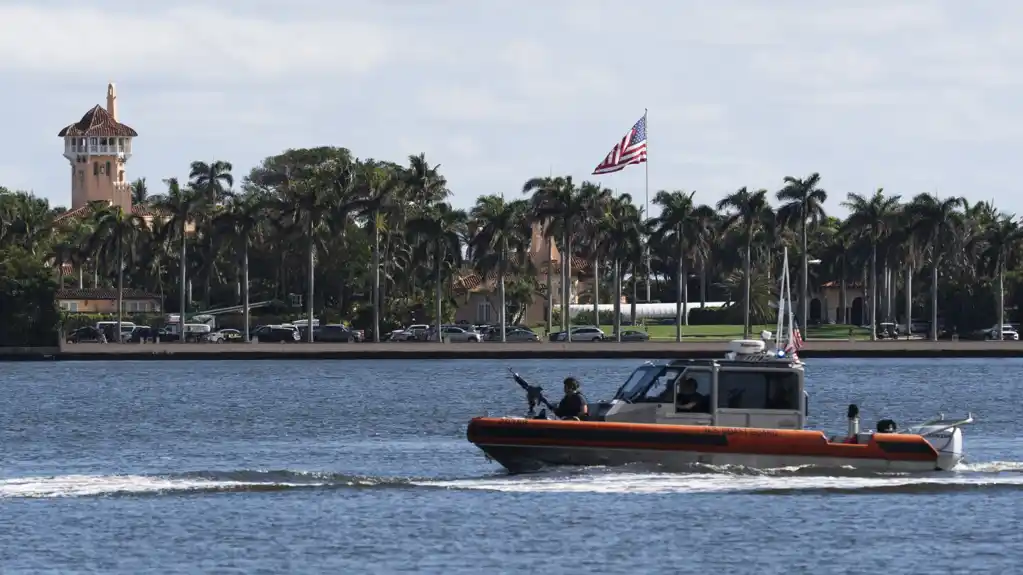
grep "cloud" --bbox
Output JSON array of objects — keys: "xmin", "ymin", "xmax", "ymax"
[{"xmin": 0, "ymin": 5, "xmax": 399, "ymax": 84}]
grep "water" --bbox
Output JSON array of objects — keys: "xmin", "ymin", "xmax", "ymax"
[{"xmin": 2, "ymin": 358, "xmax": 1022, "ymax": 574}]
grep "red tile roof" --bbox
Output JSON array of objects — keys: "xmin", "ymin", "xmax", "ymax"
[
  {"xmin": 57, "ymin": 288, "xmax": 160, "ymax": 300},
  {"xmin": 58, "ymin": 105, "xmax": 138, "ymax": 138},
  {"xmin": 453, "ymin": 256, "xmax": 591, "ymax": 294},
  {"xmin": 53, "ymin": 203, "xmax": 163, "ymax": 223}
]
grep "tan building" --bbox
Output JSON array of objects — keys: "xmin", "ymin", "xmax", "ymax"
[
  {"xmin": 59, "ymin": 84, "xmax": 137, "ymax": 211},
  {"xmin": 452, "ymin": 223, "xmax": 592, "ymax": 326},
  {"xmin": 57, "ymin": 288, "xmax": 162, "ymax": 314}
]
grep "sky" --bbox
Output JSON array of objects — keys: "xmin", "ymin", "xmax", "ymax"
[{"xmin": 1, "ymin": 0, "xmax": 1021, "ymax": 218}]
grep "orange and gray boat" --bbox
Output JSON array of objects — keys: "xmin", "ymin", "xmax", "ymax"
[{"xmin": 467, "ymin": 338, "xmax": 973, "ymax": 474}]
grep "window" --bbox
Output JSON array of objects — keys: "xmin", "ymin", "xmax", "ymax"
[
  {"xmin": 717, "ymin": 370, "xmax": 801, "ymax": 410},
  {"xmin": 638, "ymin": 367, "xmax": 685, "ymax": 403},
  {"xmin": 93, "ymin": 162, "xmax": 98, "ymax": 175},
  {"xmin": 674, "ymin": 369, "xmax": 712, "ymax": 412},
  {"xmin": 477, "ymin": 302, "xmax": 492, "ymax": 323},
  {"xmin": 106, "ymin": 161, "xmax": 111, "ymax": 176}
]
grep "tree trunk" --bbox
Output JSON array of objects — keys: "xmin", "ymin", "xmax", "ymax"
[
  {"xmin": 801, "ymin": 212, "xmax": 808, "ymax": 332},
  {"xmin": 614, "ymin": 259, "xmax": 622, "ymax": 342},
  {"xmin": 499, "ymin": 264, "xmax": 507, "ymax": 343},
  {"xmin": 307, "ymin": 222, "xmax": 315, "ymax": 343},
  {"xmin": 179, "ymin": 224, "xmax": 187, "ymax": 343},
  {"xmin": 904, "ymin": 261, "xmax": 912, "ymax": 340},
  {"xmin": 630, "ymin": 274, "xmax": 637, "ymax": 325},
  {"xmin": 116, "ymin": 229, "xmax": 124, "ymax": 344},
  {"xmin": 434, "ymin": 242, "xmax": 443, "ymax": 343},
  {"xmin": 699, "ymin": 257, "xmax": 707, "ymax": 309},
  {"xmin": 840, "ymin": 273, "xmax": 847, "ymax": 324},
  {"xmin": 565, "ymin": 233, "xmax": 572, "ymax": 342},
  {"xmin": 742, "ymin": 239, "xmax": 752, "ymax": 339},
  {"xmin": 930, "ymin": 262, "xmax": 939, "ymax": 342},
  {"xmin": 78, "ymin": 267, "xmax": 84, "ymax": 289},
  {"xmin": 999, "ymin": 258, "xmax": 1005, "ymax": 341},
  {"xmin": 243, "ymin": 239, "xmax": 250, "ymax": 343},
  {"xmin": 682, "ymin": 260, "xmax": 690, "ymax": 328},
  {"xmin": 869, "ymin": 242, "xmax": 877, "ymax": 341},
  {"xmin": 592, "ymin": 254, "xmax": 600, "ymax": 331},
  {"xmin": 546, "ymin": 239, "xmax": 553, "ymax": 335},
  {"xmin": 675, "ymin": 242, "xmax": 683, "ymax": 342},
  {"xmin": 372, "ymin": 208, "xmax": 381, "ymax": 343}
]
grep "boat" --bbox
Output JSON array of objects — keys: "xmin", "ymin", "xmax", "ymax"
[{"xmin": 466, "ymin": 249, "xmax": 974, "ymax": 474}]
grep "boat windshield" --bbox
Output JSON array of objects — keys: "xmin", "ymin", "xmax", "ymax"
[{"xmin": 613, "ymin": 365, "xmax": 664, "ymax": 401}]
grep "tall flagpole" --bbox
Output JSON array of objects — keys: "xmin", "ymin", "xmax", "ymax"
[{"xmin": 644, "ymin": 108, "xmax": 651, "ymax": 303}]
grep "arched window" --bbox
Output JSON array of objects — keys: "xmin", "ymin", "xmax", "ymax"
[
  {"xmin": 106, "ymin": 161, "xmax": 111, "ymax": 176},
  {"xmin": 93, "ymin": 162, "xmax": 98, "ymax": 176}
]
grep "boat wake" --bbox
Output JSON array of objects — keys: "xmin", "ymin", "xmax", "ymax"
[
  {"xmin": 4, "ymin": 462, "xmax": 1023, "ymax": 499},
  {"xmin": 424, "ymin": 461, "xmax": 1023, "ymax": 495}
]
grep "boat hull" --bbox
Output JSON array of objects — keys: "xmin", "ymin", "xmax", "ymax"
[{"xmin": 467, "ymin": 417, "xmax": 954, "ymax": 474}]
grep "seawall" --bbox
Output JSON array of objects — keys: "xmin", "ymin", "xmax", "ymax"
[{"xmin": 1, "ymin": 340, "xmax": 1022, "ymax": 361}]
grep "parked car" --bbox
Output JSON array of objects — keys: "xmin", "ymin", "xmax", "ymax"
[
  {"xmin": 612, "ymin": 329, "xmax": 650, "ymax": 342},
  {"xmin": 209, "ymin": 328, "xmax": 242, "ymax": 343},
  {"xmin": 67, "ymin": 326, "xmax": 105, "ymax": 343},
  {"xmin": 252, "ymin": 325, "xmax": 300, "ymax": 342},
  {"xmin": 986, "ymin": 325, "xmax": 1019, "ymax": 341},
  {"xmin": 486, "ymin": 327, "xmax": 540, "ymax": 342},
  {"xmin": 549, "ymin": 326, "xmax": 606, "ymax": 342},
  {"xmin": 436, "ymin": 325, "xmax": 483, "ymax": 342},
  {"xmin": 315, "ymin": 324, "xmax": 360, "ymax": 342}
]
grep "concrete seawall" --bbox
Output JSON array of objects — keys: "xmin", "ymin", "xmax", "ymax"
[{"xmin": 2, "ymin": 340, "xmax": 1022, "ymax": 361}]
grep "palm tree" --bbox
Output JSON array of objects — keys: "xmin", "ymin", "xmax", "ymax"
[
  {"xmin": 524, "ymin": 176, "xmax": 582, "ymax": 339},
  {"xmin": 578, "ymin": 183, "xmax": 612, "ymax": 327},
  {"xmin": 356, "ymin": 161, "xmax": 402, "ymax": 342},
  {"xmin": 983, "ymin": 215, "xmax": 1022, "ymax": 339},
  {"xmin": 842, "ymin": 189, "xmax": 902, "ymax": 340},
  {"xmin": 407, "ymin": 203, "xmax": 467, "ymax": 340},
  {"xmin": 601, "ymin": 194, "xmax": 644, "ymax": 341},
  {"xmin": 214, "ymin": 194, "xmax": 265, "ymax": 342},
  {"xmin": 469, "ymin": 196, "xmax": 531, "ymax": 341},
  {"xmin": 906, "ymin": 193, "xmax": 966, "ymax": 341},
  {"xmin": 130, "ymin": 178, "xmax": 149, "ymax": 207},
  {"xmin": 87, "ymin": 203, "xmax": 145, "ymax": 340},
  {"xmin": 716, "ymin": 187, "xmax": 774, "ymax": 338},
  {"xmin": 776, "ymin": 173, "xmax": 828, "ymax": 329},
  {"xmin": 152, "ymin": 178, "xmax": 200, "ymax": 342},
  {"xmin": 520, "ymin": 176, "xmax": 564, "ymax": 335},
  {"xmin": 652, "ymin": 190, "xmax": 710, "ymax": 340}
]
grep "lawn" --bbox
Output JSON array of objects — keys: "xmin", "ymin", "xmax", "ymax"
[{"xmin": 533, "ymin": 324, "xmax": 872, "ymax": 341}]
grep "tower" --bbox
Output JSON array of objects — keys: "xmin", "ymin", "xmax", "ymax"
[{"xmin": 58, "ymin": 83, "xmax": 138, "ymax": 211}]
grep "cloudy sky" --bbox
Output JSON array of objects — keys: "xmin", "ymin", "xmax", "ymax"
[{"xmin": 1, "ymin": 0, "xmax": 1020, "ymax": 217}]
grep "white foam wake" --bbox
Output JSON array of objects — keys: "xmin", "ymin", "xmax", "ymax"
[
  {"xmin": 0, "ymin": 474, "xmax": 324, "ymax": 499},
  {"xmin": 421, "ymin": 461, "xmax": 1023, "ymax": 494}
]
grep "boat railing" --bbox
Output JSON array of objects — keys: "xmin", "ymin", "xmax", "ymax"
[{"xmin": 903, "ymin": 413, "xmax": 974, "ymax": 437}]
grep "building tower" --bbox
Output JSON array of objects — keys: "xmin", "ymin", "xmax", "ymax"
[{"xmin": 58, "ymin": 83, "xmax": 138, "ymax": 211}]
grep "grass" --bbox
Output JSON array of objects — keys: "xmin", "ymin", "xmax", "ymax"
[{"xmin": 532, "ymin": 324, "xmax": 873, "ymax": 341}]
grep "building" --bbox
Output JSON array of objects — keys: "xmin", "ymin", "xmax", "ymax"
[
  {"xmin": 59, "ymin": 83, "xmax": 137, "ymax": 211},
  {"xmin": 451, "ymin": 223, "xmax": 592, "ymax": 325},
  {"xmin": 56, "ymin": 288, "xmax": 162, "ymax": 314}
]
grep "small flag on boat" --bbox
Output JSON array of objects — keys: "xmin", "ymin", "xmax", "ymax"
[{"xmin": 785, "ymin": 328, "xmax": 804, "ymax": 355}]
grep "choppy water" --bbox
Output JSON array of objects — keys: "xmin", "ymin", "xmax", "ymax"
[{"xmin": 2, "ymin": 358, "xmax": 1023, "ymax": 574}]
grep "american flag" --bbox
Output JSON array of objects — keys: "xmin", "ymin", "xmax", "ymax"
[
  {"xmin": 785, "ymin": 327, "xmax": 804, "ymax": 355},
  {"xmin": 592, "ymin": 113, "xmax": 648, "ymax": 175}
]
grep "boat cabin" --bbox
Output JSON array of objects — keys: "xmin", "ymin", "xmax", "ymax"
[{"xmin": 593, "ymin": 339, "xmax": 808, "ymax": 430}]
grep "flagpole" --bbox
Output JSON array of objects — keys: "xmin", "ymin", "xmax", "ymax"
[{"xmin": 644, "ymin": 108, "xmax": 651, "ymax": 303}]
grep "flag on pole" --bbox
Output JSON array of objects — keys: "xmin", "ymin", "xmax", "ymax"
[{"xmin": 592, "ymin": 113, "xmax": 648, "ymax": 175}]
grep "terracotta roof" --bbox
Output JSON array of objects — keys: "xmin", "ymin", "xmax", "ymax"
[
  {"xmin": 56, "ymin": 288, "xmax": 160, "ymax": 300},
  {"xmin": 53, "ymin": 204, "xmax": 162, "ymax": 223},
  {"xmin": 820, "ymin": 281, "xmax": 865, "ymax": 289},
  {"xmin": 58, "ymin": 105, "xmax": 138, "ymax": 138},
  {"xmin": 453, "ymin": 256, "xmax": 591, "ymax": 294}
]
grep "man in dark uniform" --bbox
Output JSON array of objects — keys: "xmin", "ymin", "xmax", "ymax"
[
  {"xmin": 676, "ymin": 377, "xmax": 709, "ymax": 413},
  {"xmin": 554, "ymin": 377, "xmax": 589, "ymax": 420}
]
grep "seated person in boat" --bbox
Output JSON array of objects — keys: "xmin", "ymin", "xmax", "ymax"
[
  {"xmin": 554, "ymin": 377, "xmax": 589, "ymax": 420},
  {"xmin": 676, "ymin": 378, "xmax": 709, "ymax": 413},
  {"xmin": 765, "ymin": 381, "xmax": 795, "ymax": 410}
]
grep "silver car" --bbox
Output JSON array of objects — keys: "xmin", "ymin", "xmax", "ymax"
[{"xmin": 439, "ymin": 326, "xmax": 483, "ymax": 342}]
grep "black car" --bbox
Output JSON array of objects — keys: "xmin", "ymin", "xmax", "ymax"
[
  {"xmin": 252, "ymin": 325, "xmax": 300, "ymax": 342},
  {"xmin": 67, "ymin": 326, "xmax": 105, "ymax": 343},
  {"xmin": 315, "ymin": 324, "xmax": 358, "ymax": 342}
]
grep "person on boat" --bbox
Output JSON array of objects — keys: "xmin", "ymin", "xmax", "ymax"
[
  {"xmin": 766, "ymin": 381, "xmax": 794, "ymax": 410},
  {"xmin": 675, "ymin": 378, "xmax": 709, "ymax": 413},
  {"xmin": 554, "ymin": 377, "xmax": 589, "ymax": 420}
]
